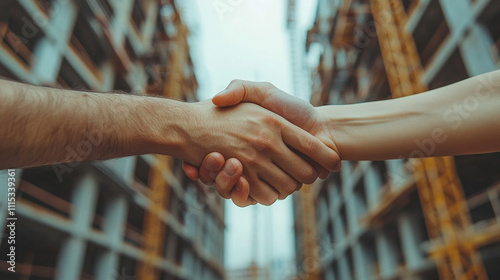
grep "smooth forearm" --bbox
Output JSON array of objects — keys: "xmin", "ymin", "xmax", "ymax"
[
  {"xmin": 320, "ymin": 70, "xmax": 500, "ymax": 160},
  {"xmin": 0, "ymin": 80, "xmax": 185, "ymax": 169}
]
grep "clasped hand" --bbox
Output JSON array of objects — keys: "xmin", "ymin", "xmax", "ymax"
[{"xmin": 183, "ymin": 81, "xmax": 342, "ymax": 207}]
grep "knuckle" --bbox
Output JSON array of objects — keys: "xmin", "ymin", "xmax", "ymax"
[
  {"xmin": 283, "ymin": 180, "xmax": 301, "ymax": 196},
  {"xmin": 253, "ymin": 133, "xmax": 273, "ymax": 152},
  {"xmin": 323, "ymin": 153, "xmax": 339, "ymax": 172},
  {"xmin": 302, "ymin": 136, "xmax": 319, "ymax": 153},
  {"xmin": 263, "ymin": 115, "xmax": 282, "ymax": 127},
  {"xmin": 319, "ymin": 169, "xmax": 330, "ymax": 180},
  {"xmin": 260, "ymin": 116, "xmax": 283, "ymax": 135},
  {"xmin": 233, "ymin": 199, "xmax": 250, "ymax": 208},
  {"xmin": 215, "ymin": 176, "xmax": 233, "ymax": 199},
  {"xmin": 261, "ymin": 193, "xmax": 278, "ymax": 206},
  {"xmin": 244, "ymin": 151, "xmax": 259, "ymax": 166},
  {"xmin": 214, "ymin": 180, "xmax": 230, "ymax": 196},
  {"xmin": 300, "ymin": 167, "xmax": 318, "ymax": 184}
]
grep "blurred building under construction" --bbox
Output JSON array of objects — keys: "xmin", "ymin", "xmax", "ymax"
[
  {"xmin": 0, "ymin": 0, "xmax": 225, "ymax": 279},
  {"xmin": 292, "ymin": 0, "xmax": 500, "ymax": 279}
]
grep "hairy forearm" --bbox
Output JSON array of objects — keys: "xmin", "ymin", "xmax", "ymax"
[
  {"xmin": 0, "ymin": 80, "xmax": 185, "ymax": 169},
  {"xmin": 321, "ymin": 70, "xmax": 500, "ymax": 160}
]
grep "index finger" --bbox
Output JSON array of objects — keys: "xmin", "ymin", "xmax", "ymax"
[{"xmin": 281, "ymin": 121, "xmax": 340, "ymax": 172}]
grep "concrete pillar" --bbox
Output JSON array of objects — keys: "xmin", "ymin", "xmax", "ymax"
[
  {"xmin": 317, "ymin": 195, "xmax": 329, "ymax": 224},
  {"xmin": 96, "ymin": 194, "xmax": 127, "ymax": 280},
  {"xmin": 101, "ymin": 156, "xmax": 137, "ymax": 187},
  {"xmin": 340, "ymin": 161, "xmax": 352, "ymax": 192},
  {"xmin": 324, "ymin": 267, "xmax": 336, "ymax": 280},
  {"xmin": 56, "ymin": 175, "xmax": 98, "ymax": 280},
  {"xmin": 182, "ymin": 249, "xmax": 195, "ymax": 279},
  {"xmin": 338, "ymin": 255, "xmax": 352, "ymax": 280},
  {"xmin": 333, "ymin": 216, "xmax": 345, "ymax": 244},
  {"xmin": 142, "ymin": 0, "xmax": 159, "ymax": 50},
  {"xmin": 461, "ymin": 24, "xmax": 497, "ymax": 76},
  {"xmin": 364, "ymin": 165, "xmax": 382, "ymax": 211},
  {"xmin": 31, "ymin": 0, "xmax": 78, "ymax": 84},
  {"xmin": 439, "ymin": 0, "xmax": 471, "ymax": 34},
  {"xmin": 398, "ymin": 211, "xmax": 425, "ymax": 270},
  {"xmin": 328, "ymin": 181, "xmax": 341, "ymax": 209},
  {"xmin": 346, "ymin": 196, "xmax": 360, "ymax": 234},
  {"xmin": 386, "ymin": 159, "xmax": 408, "ymax": 188},
  {"xmin": 406, "ymin": 0, "xmax": 430, "ymax": 33},
  {"xmin": 375, "ymin": 229, "xmax": 398, "ymax": 278},
  {"xmin": 352, "ymin": 243, "xmax": 372, "ymax": 280},
  {"xmin": 109, "ymin": 0, "xmax": 134, "ymax": 47}
]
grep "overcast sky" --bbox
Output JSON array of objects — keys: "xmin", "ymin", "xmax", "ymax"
[{"xmin": 177, "ymin": 0, "xmax": 319, "ymax": 271}]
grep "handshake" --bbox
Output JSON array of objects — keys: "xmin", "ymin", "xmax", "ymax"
[
  {"xmin": 181, "ymin": 80, "xmax": 342, "ymax": 207},
  {"xmin": 179, "ymin": 71, "xmax": 500, "ymax": 207},
  {"xmin": 1, "ymin": 71, "xmax": 497, "ymax": 197}
]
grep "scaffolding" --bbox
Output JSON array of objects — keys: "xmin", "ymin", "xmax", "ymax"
[
  {"xmin": 294, "ymin": 0, "xmax": 500, "ymax": 279},
  {"xmin": 369, "ymin": 0, "xmax": 487, "ymax": 279},
  {"xmin": 0, "ymin": 1, "xmax": 224, "ymax": 280}
]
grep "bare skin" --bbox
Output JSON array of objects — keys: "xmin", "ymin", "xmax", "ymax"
[
  {"xmin": 0, "ymin": 80, "xmax": 341, "ymax": 206},
  {"xmin": 186, "ymin": 70, "xmax": 500, "ymax": 206}
]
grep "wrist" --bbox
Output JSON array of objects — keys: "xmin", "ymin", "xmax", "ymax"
[
  {"xmin": 316, "ymin": 105, "xmax": 349, "ymax": 159},
  {"xmin": 317, "ymin": 100, "xmax": 425, "ymax": 161},
  {"xmin": 138, "ymin": 97, "xmax": 192, "ymax": 159}
]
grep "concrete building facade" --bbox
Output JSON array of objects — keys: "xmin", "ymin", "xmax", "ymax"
[
  {"xmin": 293, "ymin": 0, "xmax": 500, "ymax": 279},
  {"xmin": 0, "ymin": 1, "xmax": 225, "ymax": 279}
]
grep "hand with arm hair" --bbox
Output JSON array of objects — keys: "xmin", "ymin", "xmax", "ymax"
[
  {"xmin": 186, "ymin": 70, "xmax": 500, "ymax": 206},
  {"xmin": 0, "ymin": 79, "xmax": 341, "ymax": 205}
]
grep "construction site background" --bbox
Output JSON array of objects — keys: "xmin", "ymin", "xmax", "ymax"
[
  {"xmin": 1, "ymin": 0, "xmax": 500, "ymax": 280},
  {"xmin": 0, "ymin": 1, "xmax": 225, "ymax": 279},
  {"xmin": 292, "ymin": 0, "xmax": 500, "ymax": 279}
]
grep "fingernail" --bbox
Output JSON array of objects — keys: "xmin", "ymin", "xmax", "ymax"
[
  {"xmin": 206, "ymin": 154, "xmax": 219, "ymax": 171},
  {"xmin": 224, "ymin": 160, "xmax": 237, "ymax": 176},
  {"xmin": 215, "ymin": 89, "xmax": 228, "ymax": 97}
]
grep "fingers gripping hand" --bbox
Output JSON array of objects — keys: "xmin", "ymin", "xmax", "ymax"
[
  {"xmin": 182, "ymin": 152, "xmax": 225, "ymax": 182},
  {"xmin": 183, "ymin": 153, "xmax": 254, "ymax": 207},
  {"xmin": 186, "ymin": 152, "xmax": 326, "ymax": 206},
  {"xmin": 210, "ymin": 158, "xmax": 254, "ymax": 207},
  {"xmin": 186, "ymin": 81, "xmax": 343, "ymax": 206}
]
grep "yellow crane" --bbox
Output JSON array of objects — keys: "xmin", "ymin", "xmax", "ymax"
[
  {"xmin": 136, "ymin": 12, "xmax": 191, "ymax": 280},
  {"xmin": 299, "ymin": 184, "xmax": 320, "ymax": 280}
]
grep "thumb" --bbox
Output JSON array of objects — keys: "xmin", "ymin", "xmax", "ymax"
[
  {"xmin": 212, "ymin": 80, "xmax": 271, "ymax": 107},
  {"xmin": 212, "ymin": 81, "xmax": 311, "ymax": 126},
  {"xmin": 212, "ymin": 83, "xmax": 245, "ymax": 107}
]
